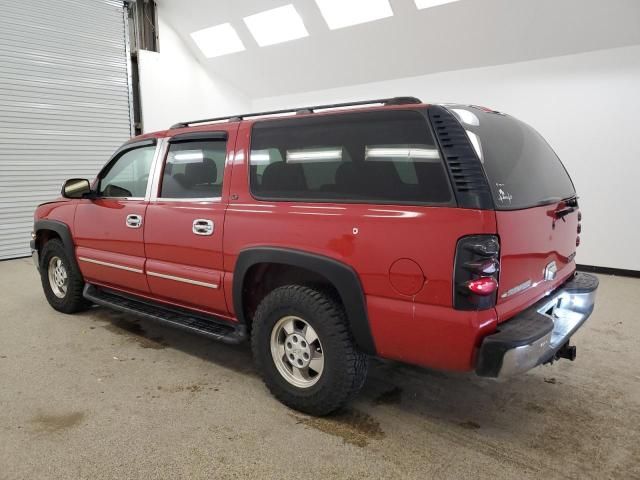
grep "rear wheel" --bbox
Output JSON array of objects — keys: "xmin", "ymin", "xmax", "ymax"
[
  {"xmin": 40, "ymin": 239, "xmax": 90, "ymax": 313},
  {"xmin": 251, "ymin": 285, "xmax": 368, "ymax": 416}
]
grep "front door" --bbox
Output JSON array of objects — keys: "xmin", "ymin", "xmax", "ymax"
[
  {"xmin": 143, "ymin": 128, "xmax": 237, "ymax": 316},
  {"xmin": 74, "ymin": 141, "xmax": 157, "ymax": 294}
]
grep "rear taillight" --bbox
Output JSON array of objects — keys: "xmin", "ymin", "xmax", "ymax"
[{"xmin": 454, "ymin": 235, "xmax": 500, "ymax": 310}]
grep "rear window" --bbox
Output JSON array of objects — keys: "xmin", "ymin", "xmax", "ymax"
[
  {"xmin": 249, "ymin": 110, "xmax": 453, "ymax": 205},
  {"xmin": 449, "ymin": 106, "xmax": 575, "ymax": 210}
]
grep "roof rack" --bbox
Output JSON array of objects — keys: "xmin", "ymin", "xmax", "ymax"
[{"xmin": 169, "ymin": 96, "xmax": 422, "ymax": 129}]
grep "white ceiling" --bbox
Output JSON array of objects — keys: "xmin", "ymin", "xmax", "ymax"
[{"xmin": 157, "ymin": 0, "xmax": 640, "ymax": 99}]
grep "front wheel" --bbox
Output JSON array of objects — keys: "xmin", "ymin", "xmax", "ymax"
[
  {"xmin": 39, "ymin": 239, "xmax": 90, "ymax": 314},
  {"xmin": 251, "ymin": 285, "xmax": 368, "ymax": 416}
]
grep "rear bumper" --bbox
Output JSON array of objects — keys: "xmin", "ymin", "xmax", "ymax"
[{"xmin": 476, "ymin": 272, "xmax": 598, "ymax": 378}]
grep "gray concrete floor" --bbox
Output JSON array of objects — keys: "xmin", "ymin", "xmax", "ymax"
[{"xmin": 0, "ymin": 257, "xmax": 639, "ymax": 480}]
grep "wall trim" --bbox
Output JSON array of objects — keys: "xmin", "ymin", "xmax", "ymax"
[{"xmin": 577, "ymin": 264, "xmax": 640, "ymax": 279}]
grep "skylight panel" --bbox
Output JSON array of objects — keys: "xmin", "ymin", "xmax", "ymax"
[
  {"xmin": 190, "ymin": 23, "xmax": 245, "ymax": 58},
  {"xmin": 243, "ymin": 5, "xmax": 309, "ymax": 47},
  {"xmin": 314, "ymin": 0, "xmax": 393, "ymax": 30}
]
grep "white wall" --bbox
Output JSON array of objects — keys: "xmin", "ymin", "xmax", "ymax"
[
  {"xmin": 138, "ymin": 17, "xmax": 250, "ymax": 133},
  {"xmin": 253, "ymin": 45, "xmax": 640, "ymax": 271}
]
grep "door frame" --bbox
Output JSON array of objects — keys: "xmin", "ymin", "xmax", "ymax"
[{"xmin": 139, "ymin": 125, "xmax": 240, "ymax": 316}]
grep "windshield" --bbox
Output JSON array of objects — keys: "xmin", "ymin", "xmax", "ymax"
[{"xmin": 447, "ymin": 106, "xmax": 575, "ymax": 210}]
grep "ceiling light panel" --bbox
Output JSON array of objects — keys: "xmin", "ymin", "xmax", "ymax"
[
  {"xmin": 315, "ymin": 0, "xmax": 393, "ymax": 30},
  {"xmin": 243, "ymin": 5, "xmax": 309, "ymax": 47},
  {"xmin": 414, "ymin": 0, "xmax": 460, "ymax": 10},
  {"xmin": 190, "ymin": 23, "xmax": 245, "ymax": 58}
]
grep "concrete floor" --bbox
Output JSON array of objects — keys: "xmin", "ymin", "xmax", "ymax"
[{"xmin": 0, "ymin": 258, "xmax": 639, "ymax": 480}]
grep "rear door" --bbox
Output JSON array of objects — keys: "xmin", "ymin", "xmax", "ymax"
[
  {"xmin": 447, "ymin": 106, "xmax": 580, "ymax": 321},
  {"xmin": 74, "ymin": 140, "xmax": 157, "ymax": 294},
  {"xmin": 143, "ymin": 127, "xmax": 238, "ymax": 316}
]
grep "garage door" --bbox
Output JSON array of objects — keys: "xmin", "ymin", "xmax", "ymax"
[{"xmin": 0, "ymin": 0, "xmax": 133, "ymax": 260}]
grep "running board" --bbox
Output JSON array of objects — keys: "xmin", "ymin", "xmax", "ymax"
[{"xmin": 83, "ymin": 284, "xmax": 246, "ymax": 344}]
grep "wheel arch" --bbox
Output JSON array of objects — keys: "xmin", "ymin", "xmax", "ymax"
[
  {"xmin": 34, "ymin": 219, "xmax": 78, "ymax": 269},
  {"xmin": 233, "ymin": 247, "xmax": 376, "ymax": 355}
]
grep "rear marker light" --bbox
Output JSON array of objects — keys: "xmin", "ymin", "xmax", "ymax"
[
  {"xmin": 466, "ymin": 277, "xmax": 498, "ymax": 296},
  {"xmin": 577, "ymin": 223, "xmax": 582, "ymax": 234},
  {"xmin": 576, "ymin": 236, "xmax": 581, "ymax": 247}
]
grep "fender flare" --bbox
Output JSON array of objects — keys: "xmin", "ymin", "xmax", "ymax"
[
  {"xmin": 232, "ymin": 247, "xmax": 376, "ymax": 355},
  {"xmin": 34, "ymin": 219, "xmax": 78, "ymax": 270}
]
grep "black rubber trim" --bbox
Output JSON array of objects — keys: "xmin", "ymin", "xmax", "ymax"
[
  {"xmin": 233, "ymin": 247, "xmax": 376, "ymax": 355},
  {"xmin": 427, "ymin": 105, "xmax": 494, "ymax": 210},
  {"xmin": 577, "ymin": 264, "xmax": 640, "ymax": 279},
  {"xmin": 476, "ymin": 311, "xmax": 553, "ymax": 377},
  {"xmin": 168, "ymin": 131, "xmax": 228, "ymax": 143},
  {"xmin": 84, "ymin": 284, "xmax": 246, "ymax": 344},
  {"xmin": 33, "ymin": 219, "xmax": 77, "ymax": 270}
]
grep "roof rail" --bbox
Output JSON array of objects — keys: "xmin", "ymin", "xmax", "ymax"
[{"xmin": 169, "ymin": 96, "xmax": 422, "ymax": 129}]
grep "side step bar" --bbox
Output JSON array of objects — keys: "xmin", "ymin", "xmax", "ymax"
[{"xmin": 83, "ymin": 284, "xmax": 246, "ymax": 344}]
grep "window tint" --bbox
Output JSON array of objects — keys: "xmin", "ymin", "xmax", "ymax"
[
  {"xmin": 160, "ymin": 140, "xmax": 226, "ymax": 199},
  {"xmin": 249, "ymin": 110, "xmax": 453, "ymax": 205},
  {"xmin": 99, "ymin": 146, "xmax": 155, "ymax": 198},
  {"xmin": 449, "ymin": 106, "xmax": 575, "ymax": 210}
]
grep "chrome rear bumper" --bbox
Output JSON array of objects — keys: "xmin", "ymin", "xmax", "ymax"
[{"xmin": 476, "ymin": 272, "xmax": 598, "ymax": 378}]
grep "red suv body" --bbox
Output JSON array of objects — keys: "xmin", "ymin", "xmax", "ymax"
[{"xmin": 32, "ymin": 97, "xmax": 598, "ymax": 415}]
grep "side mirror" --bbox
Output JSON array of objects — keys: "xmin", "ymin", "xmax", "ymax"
[{"xmin": 61, "ymin": 178, "xmax": 91, "ymax": 199}]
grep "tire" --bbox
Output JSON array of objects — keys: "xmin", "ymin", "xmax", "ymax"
[
  {"xmin": 251, "ymin": 285, "xmax": 368, "ymax": 416},
  {"xmin": 39, "ymin": 239, "xmax": 90, "ymax": 314}
]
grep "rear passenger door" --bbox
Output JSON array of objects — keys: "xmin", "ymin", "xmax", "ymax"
[{"xmin": 143, "ymin": 128, "xmax": 237, "ymax": 316}]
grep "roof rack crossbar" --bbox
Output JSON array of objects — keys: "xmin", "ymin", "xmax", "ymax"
[{"xmin": 169, "ymin": 96, "xmax": 422, "ymax": 129}]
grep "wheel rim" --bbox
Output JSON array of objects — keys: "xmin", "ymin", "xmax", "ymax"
[
  {"xmin": 48, "ymin": 256, "xmax": 68, "ymax": 299},
  {"xmin": 270, "ymin": 315, "xmax": 324, "ymax": 389}
]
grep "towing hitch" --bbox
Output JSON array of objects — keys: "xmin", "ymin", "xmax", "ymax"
[
  {"xmin": 542, "ymin": 342, "xmax": 577, "ymax": 365},
  {"xmin": 556, "ymin": 342, "xmax": 577, "ymax": 361}
]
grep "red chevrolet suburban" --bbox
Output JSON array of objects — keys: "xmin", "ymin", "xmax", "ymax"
[{"xmin": 32, "ymin": 97, "xmax": 598, "ymax": 415}]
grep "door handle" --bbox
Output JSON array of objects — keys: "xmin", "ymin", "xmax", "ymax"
[
  {"xmin": 193, "ymin": 219, "xmax": 214, "ymax": 236},
  {"xmin": 126, "ymin": 214, "xmax": 143, "ymax": 228}
]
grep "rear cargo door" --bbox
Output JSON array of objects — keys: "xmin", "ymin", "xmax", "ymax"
[{"xmin": 448, "ymin": 106, "xmax": 580, "ymax": 321}]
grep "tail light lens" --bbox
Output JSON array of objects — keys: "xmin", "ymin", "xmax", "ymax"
[
  {"xmin": 454, "ymin": 235, "xmax": 500, "ymax": 310},
  {"xmin": 466, "ymin": 277, "xmax": 499, "ymax": 295}
]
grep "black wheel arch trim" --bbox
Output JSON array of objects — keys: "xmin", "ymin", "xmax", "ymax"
[
  {"xmin": 232, "ymin": 247, "xmax": 376, "ymax": 355},
  {"xmin": 34, "ymin": 219, "xmax": 78, "ymax": 270}
]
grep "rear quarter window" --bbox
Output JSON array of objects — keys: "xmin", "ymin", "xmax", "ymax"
[{"xmin": 249, "ymin": 110, "xmax": 454, "ymax": 206}]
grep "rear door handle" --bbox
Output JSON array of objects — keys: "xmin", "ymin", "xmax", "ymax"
[
  {"xmin": 126, "ymin": 214, "xmax": 143, "ymax": 228},
  {"xmin": 193, "ymin": 219, "xmax": 214, "ymax": 236}
]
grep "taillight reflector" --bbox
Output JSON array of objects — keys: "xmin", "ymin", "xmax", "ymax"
[{"xmin": 466, "ymin": 277, "xmax": 498, "ymax": 295}]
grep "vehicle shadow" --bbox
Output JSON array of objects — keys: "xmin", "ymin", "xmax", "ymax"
[{"xmin": 82, "ymin": 305, "xmax": 592, "ymax": 436}]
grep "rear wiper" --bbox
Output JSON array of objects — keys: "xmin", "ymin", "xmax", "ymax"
[{"xmin": 554, "ymin": 196, "xmax": 579, "ymax": 221}]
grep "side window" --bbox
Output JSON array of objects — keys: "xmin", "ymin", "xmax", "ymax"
[
  {"xmin": 160, "ymin": 139, "xmax": 226, "ymax": 199},
  {"xmin": 99, "ymin": 146, "xmax": 156, "ymax": 198},
  {"xmin": 249, "ymin": 110, "xmax": 453, "ymax": 205}
]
